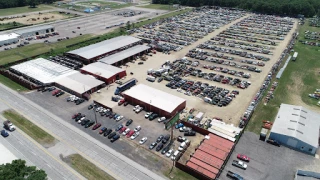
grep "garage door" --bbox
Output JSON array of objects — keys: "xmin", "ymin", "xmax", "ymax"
[{"xmin": 287, "ymin": 138, "xmax": 298, "ymax": 148}]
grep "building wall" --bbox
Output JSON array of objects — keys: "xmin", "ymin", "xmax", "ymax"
[
  {"xmin": 269, "ymin": 132, "xmax": 317, "ymax": 155},
  {"xmin": 18, "ymin": 27, "xmax": 55, "ymax": 38},
  {"xmin": 54, "ymin": 83, "xmax": 101, "ymax": 99},
  {"xmin": 80, "ymin": 69, "xmax": 126, "ymax": 85},
  {"xmin": 0, "ymin": 37, "xmax": 19, "ymax": 46},
  {"xmin": 123, "ymin": 95, "xmax": 186, "ymax": 118}
]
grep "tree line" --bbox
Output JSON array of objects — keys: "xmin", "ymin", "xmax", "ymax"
[
  {"xmin": 152, "ymin": 0, "xmax": 320, "ymax": 17},
  {"xmin": 0, "ymin": 0, "xmax": 56, "ymax": 9}
]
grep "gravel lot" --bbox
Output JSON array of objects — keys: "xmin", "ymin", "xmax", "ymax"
[{"xmin": 219, "ymin": 132, "xmax": 320, "ymax": 180}]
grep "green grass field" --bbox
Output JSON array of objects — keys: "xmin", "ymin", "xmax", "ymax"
[
  {"xmin": 64, "ymin": 154, "xmax": 115, "ymax": 180},
  {"xmin": 0, "ymin": 74, "xmax": 28, "ymax": 91},
  {"xmin": 164, "ymin": 167, "xmax": 197, "ymax": 180},
  {"xmin": 3, "ymin": 110, "xmax": 56, "ymax": 146},
  {"xmin": 140, "ymin": 4, "xmax": 177, "ymax": 11},
  {"xmin": 0, "ymin": 22, "xmax": 26, "ymax": 31},
  {"xmin": 246, "ymin": 21, "xmax": 320, "ymax": 134},
  {"xmin": 0, "ymin": 5, "xmax": 53, "ymax": 16}
]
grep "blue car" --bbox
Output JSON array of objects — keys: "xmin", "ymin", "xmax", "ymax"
[
  {"xmin": 1, "ymin": 130, "xmax": 9, "ymax": 137},
  {"xmin": 175, "ymin": 123, "xmax": 184, "ymax": 129}
]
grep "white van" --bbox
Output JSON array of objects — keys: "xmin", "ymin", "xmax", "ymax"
[
  {"xmin": 146, "ymin": 75, "xmax": 156, "ymax": 82},
  {"xmin": 171, "ymin": 150, "xmax": 181, "ymax": 161}
]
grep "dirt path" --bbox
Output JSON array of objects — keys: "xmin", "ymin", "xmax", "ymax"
[{"xmin": 2, "ymin": 13, "xmax": 68, "ymax": 25}]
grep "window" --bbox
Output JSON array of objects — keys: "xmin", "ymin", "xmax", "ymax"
[
  {"xmin": 292, "ymin": 113, "xmax": 299, "ymax": 116},
  {"xmin": 288, "ymin": 128, "xmax": 295, "ymax": 131},
  {"xmin": 301, "ymin": 110, "xmax": 307, "ymax": 113},
  {"xmin": 290, "ymin": 120, "xmax": 297, "ymax": 123},
  {"xmin": 300, "ymin": 115, "xmax": 306, "ymax": 119},
  {"xmin": 296, "ymin": 130, "xmax": 303, "ymax": 134},
  {"xmin": 309, "ymin": 148, "xmax": 313, "ymax": 152},
  {"xmin": 301, "ymin": 147, "xmax": 304, "ymax": 150},
  {"xmin": 298, "ymin": 122, "xmax": 305, "ymax": 126}
]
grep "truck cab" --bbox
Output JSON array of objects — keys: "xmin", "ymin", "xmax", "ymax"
[{"xmin": 3, "ymin": 120, "xmax": 16, "ymax": 131}]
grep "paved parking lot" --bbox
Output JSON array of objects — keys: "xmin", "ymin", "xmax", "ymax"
[
  {"xmin": 219, "ymin": 132, "xmax": 320, "ymax": 180},
  {"xmin": 22, "ymin": 89, "xmax": 203, "ymax": 175}
]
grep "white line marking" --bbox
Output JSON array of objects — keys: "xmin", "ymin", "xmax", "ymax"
[{"xmin": 46, "ymin": 164, "xmax": 52, "ymax": 168}]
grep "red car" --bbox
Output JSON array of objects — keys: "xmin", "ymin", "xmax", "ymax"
[
  {"xmin": 52, "ymin": 89, "xmax": 61, "ymax": 96},
  {"xmin": 92, "ymin": 123, "xmax": 101, "ymax": 130},
  {"xmin": 237, "ymin": 154, "xmax": 250, "ymax": 162},
  {"xmin": 119, "ymin": 127, "xmax": 127, "ymax": 133},
  {"xmin": 126, "ymin": 130, "xmax": 135, "ymax": 138},
  {"xmin": 72, "ymin": 113, "xmax": 81, "ymax": 119}
]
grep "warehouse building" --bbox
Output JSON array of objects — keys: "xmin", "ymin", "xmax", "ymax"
[
  {"xmin": 14, "ymin": 25, "xmax": 55, "ymax": 38},
  {"xmin": 122, "ymin": 84, "xmax": 186, "ymax": 117},
  {"xmin": 55, "ymin": 72, "xmax": 105, "ymax": 99},
  {"xmin": 9, "ymin": 58, "xmax": 74, "ymax": 85},
  {"xmin": 80, "ymin": 62, "xmax": 126, "ymax": 84},
  {"xmin": 0, "ymin": 33, "xmax": 20, "ymax": 46},
  {"xmin": 66, "ymin": 36, "xmax": 142, "ymax": 64},
  {"xmin": 269, "ymin": 104, "xmax": 320, "ymax": 155},
  {"xmin": 99, "ymin": 45, "xmax": 150, "ymax": 66}
]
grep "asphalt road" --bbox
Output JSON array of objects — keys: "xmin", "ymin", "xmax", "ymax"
[
  {"xmin": 0, "ymin": 83, "xmax": 166, "ymax": 180},
  {"xmin": 0, "ymin": 115, "xmax": 83, "ymax": 180}
]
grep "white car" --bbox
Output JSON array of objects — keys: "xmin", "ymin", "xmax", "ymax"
[
  {"xmin": 158, "ymin": 117, "xmax": 166, "ymax": 123},
  {"xmin": 139, "ymin": 137, "xmax": 147, "ymax": 144},
  {"xmin": 134, "ymin": 126, "xmax": 141, "ymax": 132},
  {"xmin": 116, "ymin": 115, "xmax": 124, "ymax": 121},
  {"xmin": 133, "ymin": 105, "xmax": 140, "ymax": 111},
  {"xmin": 131, "ymin": 132, "xmax": 139, "ymax": 140},
  {"xmin": 95, "ymin": 107, "xmax": 102, "ymax": 112},
  {"xmin": 122, "ymin": 129, "xmax": 130, "ymax": 136},
  {"xmin": 135, "ymin": 107, "xmax": 143, "ymax": 113},
  {"xmin": 166, "ymin": 149, "xmax": 174, "ymax": 157},
  {"xmin": 145, "ymin": 112, "xmax": 152, "ymax": 118},
  {"xmin": 77, "ymin": 117, "xmax": 85, "ymax": 123}
]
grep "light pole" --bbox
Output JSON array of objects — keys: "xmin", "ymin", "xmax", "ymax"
[{"xmin": 92, "ymin": 106, "xmax": 98, "ymax": 124}]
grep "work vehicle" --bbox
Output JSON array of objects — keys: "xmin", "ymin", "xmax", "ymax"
[
  {"xmin": 108, "ymin": 132, "xmax": 116, "ymax": 139},
  {"xmin": 146, "ymin": 75, "xmax": 156, "ymax": 82},
  {"xmin": 171, "ymin": 150, "xmax": 181, "ymax": 161},
  {"xmin": 227, "ymin": 171, "xmax": 243, "ymax": 180},
  {"xmin": 92, "ymin": 123, "xmax": 101, "ymax": 130},
  {"xmin": 3, "ymin": 120, "xmax": 16, "ymax": 131},
  {"xmin": 1, "ymin": 130, "xmax": 9, "ymax": 137},
  {"xmin": 237, "ymin": 154, "xmax": 250, "ymax": 162},
  {"xmin": 114, "ymin": 78, "xmax": 137, "ymax": 95},
  {"xmin": 232, "ymin": 160, "xmax": 247, "ymax": 170},
  {"xmin": 126, "ymin": 119, "xmax": 133, "ymax": 126},
  {"xmin": 139, "ymin": 137, "xmax": 147, "ymax": 144},
  {"xmin": 111, "ymin": 134, "xmax": 120, "ymax": 142},
  {"xmin": 149, "ymin": 142, "xmax": 157, "ymax": 150}
]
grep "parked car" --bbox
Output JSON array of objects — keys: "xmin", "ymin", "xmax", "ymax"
[
  {"xmin": 175, "ymin": 123, "xmax": 184, "ymax": 129},
  {"xmin": 92, "ymin": 123, "xmax": 101, "ymax": 130},
  {"xmin": 161, "ymin": 146, "xmax": 170, "ymax": 154},
  {"xmin": 135, "ymin": 106, "xmax": 143, "ymax": 113},
  {"xmin": 88, "ymin": 105, "xmax": 93, "ymax": 110},
  {"xmin": 130, "ymin": 132, "xmax": 139, "ymax": 140},
  {"xmin": 156, "ymin": 143, "xmax": 164, "ymax": 151},
  {"xmin": 111, "ymin": 134, "xmax": 120, "ymax": 142},
  {"xmin": 118, "ymin": 99, "xmax": 125, "ymax": 106},
  {"xmin": 85, "ymin": 121, "xmax": 95, "ymax": 128},
  {"xmin": 134, "ymin": 126, "xmax": 141, "ymax": 132},
  {"xmin": 171, "ymin": 150, "xmax": 181, "ymax": 161},
  {"xmin": 133, "ymin": 105, "xmax": 140, "ymax": 111},
  {"xmin": 126, "ymin": 130, "xmax": 135, "ymax": 138},
  {"xmin": 104, "ymin": 129, "xmax": 112, "ymax": 137},
  {"xmin": 123, "ymin": 101, "xmax": 129, "ymax": 106},
  {"xmin": 266, "ymin": 139, "xmax": 281, "ymax": 147},
  {"xmin": 156, "ymin": 135, "xmax": 164, "ymax": 143},
  {"xmin": 237, "ymin": 154, "xmax": 250, "ymax": 162},
  {"xmin": 1, "ymin": 130, "xmax": 9, "ymax": 137},
  {"xmin": 72, "ymin": 113, "xmax": 81, "ymax": 119},
  {"xmin": 116, "ymin": 115, "xmax": 124, "ymax": 121},
  {"xmin": 158, "ymin": 117, "xmax": 166, "ymax": 123},
  {"xmin": 149, "ymin": 142, "xmax": 157, "ymax": 150},
  {"xmin": 177, "ymin": 136, "xmax": 187, "ymax": 142},
  {"xmin": 162, "ymin": 134, "xmax": 170, "ymax": 144},
  {"xmin": 99, "ymin": 127, "xmax": 107, "ymax": 134},
  {"xmin": 122, "ymin": 129, "xmax": 130, "ymax": 136},
  {"xmin": 149, "ymin": 113, "xmax": 159, "ymax": 120},
  {"xmin": 126, "ymin": 119, "xmax": 133, "ymax": 126},
  {"xmin": 81, "ymin": 119, "xmax": 90, "ymax": 126},
  {"xmin": 139, "ymin": 137, "xmax": 148, "ymax": 144},
  {"xmin": 166, "ymin": 149, "xmax": 174, "ymax": 157},
  {"xmin": 145, "ymin": 112, "xmax": 152, "ymax": 118},
  {"xmin": 119, "ymin": 127, "xmax": 127, "ymax": 134},
  {"xmin": 108, "ymin": 132, "xmax": 116, "ymax": 139},
  {"xmin": 115, "ymin": 124, "xmax": 123, "ymax": 131},
  {"xmin": 184, "ymin": 131, "xmax": 196, "ymax": 136},
  {"xmin": 56, "ymin": 91, "xmax": 65, "ymax": 97},
  {"xmin": 232, "ymin": 160, "xmax": 247, "ymax": 170},
  {"xmin": 227, "ymin": 171, "xmax": 243, "ymax": 180}
]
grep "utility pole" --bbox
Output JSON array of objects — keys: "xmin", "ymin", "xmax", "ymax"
[{"xmin": 93, "ymin": 107, "xmax": 98, "ymax": 124}]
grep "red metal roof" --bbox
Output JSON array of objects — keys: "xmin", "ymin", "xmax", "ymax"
[
  {"xmin": 198, "ymin": 143, "xmax": 228, "ymax": 160},
  {"xmin": 193, "ymin": 150, "xmax": 224, "ymax": 169},
  {"xmin": 186, "ymin": 161, "xmax": 216, "ymax": 179},
  {"xmin": 209, "ymin": 133, "xmax": 234, "ymax": 147},
  {"xmin": 190, "ymin": 157, "xmax": 219, "ymax": 175},
  {"xmin": 205, "ymin": 138, "xmax": 233, "ymax": 152}
]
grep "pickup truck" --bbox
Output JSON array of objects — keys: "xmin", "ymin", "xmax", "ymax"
[
  {"xmin": 227, "ymin": 171, "xmax": 243, "ymax": 180},
  {"xmin": 3, "ymin": 120, "xmax": 16, "ymax": 131}
]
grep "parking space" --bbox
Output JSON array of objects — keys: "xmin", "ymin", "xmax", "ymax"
[{"xmin": 220, "ymin": 132, "xmax": 320, "ymax": 180}]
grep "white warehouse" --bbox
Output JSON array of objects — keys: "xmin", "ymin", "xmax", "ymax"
[{"xmin": 0, "ymin": 33, "xmax": 20, "ymax": 46}]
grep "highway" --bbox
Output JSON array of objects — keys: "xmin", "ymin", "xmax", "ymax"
[
  {"xmin": 0, "ymin": 115, "xmax": 84, "ymax": 180},
  {"xmin": 0, "ymin": 83, "xmax": 166, "ymax": 180}
]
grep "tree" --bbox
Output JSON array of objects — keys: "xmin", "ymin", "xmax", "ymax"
[
  {"xmin": 0, "ymin": 159, "xmax": 47, "ymax": 180},
  {"xmin": 13, "ymin": 21, "xmax": 17, "ymax": 26},
  {"xmin": 26, "ymin": 0, "xmax": 39, "ymax": 8},
  {"xmin": 126, "ymin": 21, "xmax": 131, "ymax": 30}
]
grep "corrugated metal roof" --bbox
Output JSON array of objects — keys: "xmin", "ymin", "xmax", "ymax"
[
  {"xmin": 123, "ymin": 84, "xmax": 186, "ymax": 113},
  {"xmin": 99, "ymin": 45, "xmax": 150, "ymax": 65},
  {"xmin": 10, "ymin": 58, "xmax": 74, "ymax": 84},
  {"xmin": 270, "ymin": 103, "xmax": 320, "ymax": 148},
  {"xmin": 67, "ymin": 36, "xmax": 142, "ymax": 60},
  {"xmin": 55, "ymin": 72, "xmax": 105, "ymax": 94},
  {"xmin": 0, "ymin": 33, "xmax": 20, "ymax": 41},
  {"xmin": 14, "ymin": 25, "xmax": 54, "ymax": 35},
  {"xmin": 80, "ymin": 62, "xmax": 124, "ymax": 79}
]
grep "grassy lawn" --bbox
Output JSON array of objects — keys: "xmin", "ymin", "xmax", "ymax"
[
  {"xmin": 0, "ymin": 5, "xmax": 53, "ymax": 16},
  {"xmin": 164, "ymin": 167, "xmax": 197, "ymax": 180},
  {"xmin": 0, "ymin": 22, "xmax": 26, "ymax": 31},
  {"xmin": 64, "ymin": 154, "xmax": 115, "ymax": 180},
  {"xmin": 140, "ymin": 4, "xmax": 177, "ymax": 11},
  {"xmin": 0, "ymin": 74, "xmax": 27, "ymax": 91},
  {"xmin": 246, "ymin": 21, "xmax": 320, "ymax": 134},
  {"xmin": 3, "ymin": 110, "xmax": 56, "ymax": 146}
]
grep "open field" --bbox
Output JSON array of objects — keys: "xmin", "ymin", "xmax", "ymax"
[
  {"xmin": 55, "ymin": 1, "xmax": 132, "ymax": 12},
  {"xmin": 140, "ymin": 4, "xmax": 177, "ymax": 11},
  {"xmin": 2, "ymin": 110, "xmax": 56, "ymax": 146},
  {"xmin": 246, "ymin": 21, "xmax": 320, "ymax": 134},
  {"xmin": 0, "ymin": 22, "xmax": 26, "ymax": 31},
  {"xmin": 63, "ymin": 154, "xmax": 115, "ymax": 180},
  {"xmin": 163, "ymin": 167, "xmax": 197, "ymax": 180},
  {"xmin": 0, "ymin": 74, "xmax": 28, "ymax": 91},
  {"xmin": 0, "ymin": 5, "xmax": 53, "ymax": 17}
]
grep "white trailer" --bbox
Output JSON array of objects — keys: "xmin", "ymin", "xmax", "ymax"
[
  {"xmin": 292, "ymin": 52, "xmax": 298, "ymax": 61},
  {"xmin": 195, "ymin": 112, "xmax": 204, "ymax": 121},
  {"xmin": 146, "ymin": 75, "xmax": 155, "ymax": 82}
]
